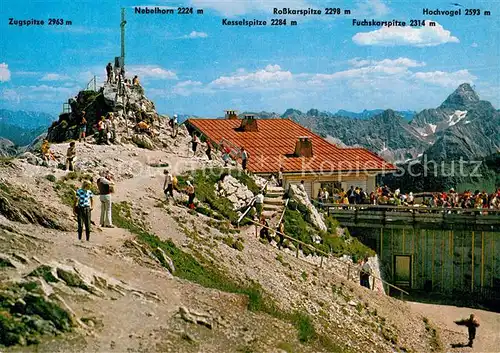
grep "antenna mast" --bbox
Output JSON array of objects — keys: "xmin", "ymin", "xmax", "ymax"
[{"xmin": 120, "ymin": 8, "xmax": 126, "ymax": 67}]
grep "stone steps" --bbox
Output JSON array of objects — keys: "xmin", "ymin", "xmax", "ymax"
[
  {"xmin": 264, "ymin": 197, "xmax": 285, "ymax": 205},
  {"xmin": 261, "ymin": 210, "xmax": 277, "ymax": 219},
  {"xmin": 263, "ymin": 204, "xmax": 282, "ymax": 211}
]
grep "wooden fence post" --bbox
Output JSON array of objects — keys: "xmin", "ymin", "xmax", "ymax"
[{"xmin": 295, "ymin": 242, "xmax": 299, "ymax": 258}]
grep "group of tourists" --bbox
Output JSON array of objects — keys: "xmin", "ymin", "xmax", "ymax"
[
  {"xmin": 97, "ymin": 113, "xmax": 117, "ymax": 145},
  {"xmin": 188, "ymin": 133, "xmax": 250, "ymax": 173},
  {"xmin": 73, "ymin": 171, "xmax": 115, "ymax": 241},
  {"xmin": 162, "ymin": 169, "xmax": 196, "ymax": 209},
  {"xmin": 106, "ymin": 62, "xmax": 140, "ymax": 88},
  {"xmin": 316, "ymin": 184, "xmax": 500, "ymax": 210}
]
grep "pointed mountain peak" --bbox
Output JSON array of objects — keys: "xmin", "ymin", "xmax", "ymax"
[{"xmin": 440, "ymin": 83, "xmax": 480, "ymax": 109}]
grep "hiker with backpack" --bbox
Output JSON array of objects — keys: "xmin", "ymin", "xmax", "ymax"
[{"xmin": 74, "ymin": 180, "xmax": 94, "ymax": 241}]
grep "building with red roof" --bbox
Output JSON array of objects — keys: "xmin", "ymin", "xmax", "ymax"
[{"xmin": 186, "ymin": 113, "xmax": 396, "ymax": 197}]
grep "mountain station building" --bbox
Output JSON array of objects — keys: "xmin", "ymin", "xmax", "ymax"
[{"xmin": 186, "ymin": 113, "xmax": 396, "ymax": 198}]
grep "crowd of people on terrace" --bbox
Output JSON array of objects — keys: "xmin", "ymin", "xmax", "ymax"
[{"xmin": 314, "ymin": 184, "xmax": 500, "ymax": 210}]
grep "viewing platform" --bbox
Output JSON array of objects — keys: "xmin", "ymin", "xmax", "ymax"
[{"xmin": 324, "ymin": 204, "xmax": 500, "ymax": 231}]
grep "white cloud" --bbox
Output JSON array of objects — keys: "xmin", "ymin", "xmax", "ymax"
[
  {"xmin": 311, "ymin": 57, "xmax": 425, "ymax": 82},
  {"xmin": 413, "ymin": 69, "xmax": 477, "ymax": 88},
  {"xmin": 355, "ymin": 0, "xmax": 390, "ymax": 17},
  {"xmin": 127, "ymin": 65, "xmax": 177, "ymax": 80},
  {"xmin": 210, "ymin": 64, "xmax": 293, "ymax": 89},
  {"xmin": 41, "ymin": 73, "xmax": 71, "ymax": 81},
  {"xmin": 353, "ymin": 22, "xmax": 459, "ymax": 47},
  {"xmin": 0, "ymin": 63, "xmax": 11, "ymax": 82},
  {"xmin": 348, "ymin": 57, "xmax": 425, "ymax": 68},
  {"xmin": 190, "ymin": 0, "xmax": 310, "ymax": 16},
  {"xmin": 471, "ymin": 42, "xmax": 478, "ymax": 47},
  {"xmin": 183, "ymin": 31, "xmax": 208, "ymax": 39}
]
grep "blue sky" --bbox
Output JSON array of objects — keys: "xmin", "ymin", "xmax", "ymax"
[{"xmin": 1, "ymin": 0, "xmax": 499, "ymax": 117}]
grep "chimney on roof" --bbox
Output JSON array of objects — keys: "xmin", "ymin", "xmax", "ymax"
[
  {"xmin": 294, "ymin": 136, "xmax": 313, "ymax": 157},
  {"xmin": 225, "ymin": 110, "xmax": 238, "ymax": 119},
  {"xmin": 239, "ymin": 114, "xmax": 258, "ymax": 132}
]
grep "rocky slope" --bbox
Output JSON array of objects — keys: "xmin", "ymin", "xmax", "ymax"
[{"xmin": 0, "ymin": 133, "xmax": 462, "ymax": 352}]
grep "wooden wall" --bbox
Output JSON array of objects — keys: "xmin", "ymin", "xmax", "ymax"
[{"xmin": 373, "ymin": 228, "xmax": 500, "ymax": 294}]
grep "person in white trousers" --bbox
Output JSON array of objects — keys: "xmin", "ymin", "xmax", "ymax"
[{"xmin": 97, "ymin": 171, "xmax": 115, "ymax": 228}]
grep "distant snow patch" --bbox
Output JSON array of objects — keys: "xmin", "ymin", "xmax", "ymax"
[
  {"xmin": 448, "ymin": 110, "xmax": 467, "ymax": 127},
  {"xmin": 428, "ymin": 123, "xmax": 437, "ymax": 133}
]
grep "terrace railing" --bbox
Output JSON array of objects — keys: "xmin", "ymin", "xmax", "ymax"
[{"xmin": 324, "ymin": 203, "xmax": 500, "ymax": 230}]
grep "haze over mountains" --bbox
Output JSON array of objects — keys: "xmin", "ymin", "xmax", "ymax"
[{"xmin": 0, "ymin": 109, "xmax": 54, "ymax": 147}]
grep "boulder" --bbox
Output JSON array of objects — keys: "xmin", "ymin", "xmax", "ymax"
[
  {"xmin": 19, "ymin": 152, "xmax": 44, "ymax": 166},
  {"xmin": 288, "ymin": 184, "xmax": 327, "ymax": 232},
  {"xmin": 132, "ymin": 134, "xmax": 154, "ymax": 150}
]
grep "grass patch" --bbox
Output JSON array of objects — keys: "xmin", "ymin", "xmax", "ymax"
[
  {"xmin": 0, "ymin": 282, "xmax": 72, "ymax": 347},
  {"xmin": 53, "ymin": 181, "xmax": 76, "ymax": 207},
  {"xmin": 291, "ymin": 311, "xmax": 316, "ymax": 342},
  {"xmin": 176, "ymin": 168, "xmax": 259, "ymax": 224},
  {"xmin": 45, "ymin": 174, "xmax": 57, "ymax": 183},
  {"xmin": 423, "ymin": 317, "xmax": 442, "ymax": 352},
  {"xmin": 284, "ymin": 207, "xmax": 374, "ymax": 261},
  {"xmin": 0, "ymin": 182, "xmax": 11, "ymax": 194}
]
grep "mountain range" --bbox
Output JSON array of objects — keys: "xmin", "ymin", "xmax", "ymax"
[
  {"xmin": 244, "ymin": 84, "xmax": 499, "ymax": 165},
  {"xmin": 0, "ymin": 109, "xmax": 54, "ymax": 147}
]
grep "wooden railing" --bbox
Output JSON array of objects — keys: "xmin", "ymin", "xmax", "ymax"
[
  {"xmin": 324, "ymin": 204, "xmax": 500, "ymax": 230},
  {"xmin": 237, "ymin": 180, "xmax": 269, "ymax": 226},
  {"xmin": 244, "ymin": 217, "xmax": 409, "ymax": 299}
]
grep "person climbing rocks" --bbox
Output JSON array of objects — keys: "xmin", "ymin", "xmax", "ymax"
[
  {"xmin": 135, "ymin": 120, "xmax": 153, "ymax": 137},
  {"xmin": 97, "ymin": 116, "xmax": 106, "ymax": 144},
  {"xmin": 106, "ymin": 62, "xmax": 113, "ymax": 83},
  {"xmin": 206, "ymin": 139, "xmax": 212, "ymax": 160},
  {"xmin": 277, "ymin": 220, "xmax": 285, "ymax": 249},
  {"xmin": 360, "ymin": 256, "xmax": 372, "ymax": 289},
  {"xmin": 190, "ymin": 133, "xmax": 199, "ymax": 157},
  {"xmin": 105, "ymin": 113, "xmax": 116, "ymax": 144},
  {"xmin": 299, "ymin": 180, "xmax": 305, "ymax": 192},
  {"xmin": 74, "ymin": 180, "xmax": 94, "ymax": 241},
  {"xmin": 132, "ymin": 75, "xmax": 140, "ymax": 86},
  {"xmin": 241, "ymin": 147, "xmax": 249, "ymax": 172},
  {"xmin": 255, "ymin": 190, "xmax": 264, "ymax": 219},
  {"xmin": 186, "ymin": 180, "xmax": 196, "ymax": 209},
  {"xmin": 172, "ymin": 114, "xmax": 178, "ymax": 138},
  {"xmin": 97, "ymin": 171, "xmax": 115, "ymax": 228},
  {"xmin": 40, "ymin": 139, "xmax": 52, "ymax": 164},
  {"xmin": 79, "ymin": 111, "xmax": 87, "ymax": 142},
  {"xmin": 65, "ymin": 141, "xmax": 76, "ymax": 171},
  {"xmin": 163, "ymin": 170, "xmax": 174, "ymax": 201},
  {"xmin": 455, "ymin": 314, "xmax": 480, "ymax": 347}
]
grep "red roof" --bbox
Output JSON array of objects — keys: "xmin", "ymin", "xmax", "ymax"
[{"xmin": 187, "ymin": 118, "xmax": 396, "ymax": 174}]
